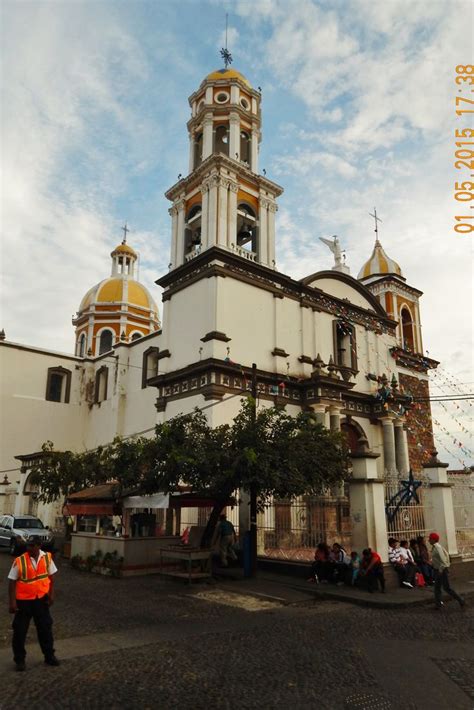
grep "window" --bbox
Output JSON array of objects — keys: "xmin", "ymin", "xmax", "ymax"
[
  {"xmin": 236, "ymin": 203, "xmax": 257, "ymax": 252},
  {"xmin": 142, "ymin": 347, "xmax": 159, "ymax": 388},
  {"xmin": 77, "ymin": 515, "xmax": 97, "ymax": 533},
  {"xmin": 214, "ymin": 125, "xmax": 229, "ymax": 156},
  {"xmin": 94, "ymin": 365, "xmax": 108, "ymax": 403},
  {"xmin": 130, "ymin": 332, "xmax": 142, "ymax": 342},
  {"xmin": 184, "ymin": 205, "xmax": 202, "ymax": 255},
  {"xmin": 240, "ymin": 97, "xmax": 250, "ymax": 110},
  {"xmin": 99, "ymin": 329, "xmax": 113, "ymax": 355},
  {"xmin": 45, "ymin": 367, "xmax": 71, "ymax": 403},
  {"xmin": 78, "ymin": 333, "xmax": 86, "ymax": 357},
  {"xmin": 240, "ymin": 130, "xmax": 250, "ymax": 164},
  {"xmin": 401, "ymin": 307, "xmax": 415, "ymax": 352},
  {"xmin": 333, "ymin": 321, "xmax": 357, "ymax": 371},
  {"xmin": 215, "ymin": 91, "xmax": 229, "ymax": 103},
  {"xmin": 194, "ymin": 132, "xmax": 203, "ymax": 168}
]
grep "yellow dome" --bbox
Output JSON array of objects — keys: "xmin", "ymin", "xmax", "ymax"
[
  {"xmin": 358, "ymin": 240, "xmax": 403, "ymax": 281},
  {"xmin": 78, "ymin": 277, "xmax": 158, "ymax": 313},
  {"xmin": 206, "ymin": 68, "xmax": 251, "ymax": 87},
  {"xmin": 111, "ymin": 242, "xmax": 137, "ymax": 258}
]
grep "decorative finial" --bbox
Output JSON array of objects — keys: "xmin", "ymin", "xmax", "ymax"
[
  {"xmin": 0, "ymin": 329, "xmax": 5, "ymax": 341},
  {"xmin": 369, "ymin": 208, "xmax": 382, "ymax": 244},
  {"xmin": 220, "ymin": 13, "xmax": 233, "ymax": 69},
  {"xmin": 121, "ymin": 222, "xmax": 130, "ymax": 244}
]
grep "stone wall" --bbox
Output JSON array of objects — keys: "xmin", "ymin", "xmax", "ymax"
[{"xmin": 399, "ymin": 373, "xmax": 434, "ymax": 472}]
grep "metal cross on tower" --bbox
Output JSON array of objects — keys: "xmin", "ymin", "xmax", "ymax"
[
  {"xmin": 121, "ymin": 223, "xmax": 130, "ymax": 243},
  {"xmin": 220, "ymin": 13, "xmax": 233, "ymax": 69},
  {"xmin": 369, "ymin": 208, "xmax": 382, "ymax": 242}
]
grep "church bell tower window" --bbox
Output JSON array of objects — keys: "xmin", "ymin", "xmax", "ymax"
[
  {"xmin": 236, "ymin": 204, "xmax": 257, "ymax": 253},
  {"xmin": 98, "ymin": 329, "xmax": 113, "ymax": 355},
  {"xmin": 401, "ymin": 307, "xmax": 415, "ymax": 352},
  {"xmin": 240, "ymin": 131, "xmax": 250, "ymax": 165},
  {"xmin": 194, "ymin": 133, "xmax": 203, "ymax": 168},
  {"xmin": 214, "ymin": 125, "xmax": 229, "ymax": 156},
  {"xmin": 334, "ymin": 321, "xmax": 357, "ymax": 371},
  {"xmin": 184, "ymin": 205, "xmax": 202, "ymax": 255}
]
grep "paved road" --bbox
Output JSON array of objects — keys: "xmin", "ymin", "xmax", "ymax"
[{"xmin": 0, "ymin": 550, "xmax": 473, "ymax": 709}]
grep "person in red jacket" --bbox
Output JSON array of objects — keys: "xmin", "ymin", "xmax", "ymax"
[
  {"xmin": 7, "ymin": 536, "xmax": 60, "ymax": 671},
  {"xmin": 359, "ymin": 548, "xmax": 386, "ymax": 593}
]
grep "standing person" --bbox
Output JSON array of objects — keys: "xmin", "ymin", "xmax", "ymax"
[
  {"xmin": 428, "ymin": 532, "xmax": 465, "ymax": 610},
  {"xmin": 360, "ymin": 548, "xmax": 385, "ymax": 593},
  {"xmin": 416, "ymin": 535, "xmax": 434, "ymax": 585},
  {"xmin": 213, "ymin": 513, "xmax": 237, "ymax": 567},
  {"xmin": 7, "ymin": 536, "xmax": 60, "ymax": 671}
]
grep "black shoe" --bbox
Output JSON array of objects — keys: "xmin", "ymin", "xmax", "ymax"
[
  {"xmin": 45, "ymin": 656, "xmax": 60, "ymax": 667},
  {"xmin": 15, "ymin": 661, "xmax": 26, "ymax": 672}
]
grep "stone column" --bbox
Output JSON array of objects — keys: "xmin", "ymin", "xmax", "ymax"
[
  {"xmin": 207, "ymin": 175, "xmax": 218, "ymax": 247},
  {"xmin": 380, "ymin": 416, "xmax": 397, "ymax": 476},
  {"xmin": 251, "ymin": 127, "xmax": 259, "ymax": 173},
  {"xmin": 311, "ymin": 403, "xmax": 328, "ymax": 428},
  {"xmin": 188, "ymin": 130, "xmax": 195, "ymax": 173},
  {"xmin": 422, "ymin": 451, "xmax": 459, "ymax": 556},
  {"xmin": 227, "ymin": 181, "xmax": 238, "ymax": 248},
  {"xmin": 394, "ymin": 419, "xmax": 410, "ymax": 476},
  {"xmin": 258, "ymin": 197, "xmax": 268, "ymax": 264},
  {"xmin": 349, "ymin": 446, "xmax": 388, "ymax": 561},
  {"xmin": 267, "ymin": 203, "xmax": 277, "ymax": 268},
  {"xmin": 217, "ymin": 178, "xmax": 228, "ymax": 247},
  {"xmin": 175, "ymin": 199, "xmax": 186, "ymax": 267},
  {"xmin": 202, "ymin": 114, "xmax": 214, "ymax": 160},
  {"xmin": 229, "ymin": 112, "xmax": 240, "ymax": 161},
  {"xmin": 329, "ymin": 404, "xmax": 342, "ymax": 433},
  {"xmin": 168, "ymin": 206, "xmax": 178, "ymax": 267},
  {"xmin": 200, "ymin": 182, "xmax": 209, "ymax": 250}
]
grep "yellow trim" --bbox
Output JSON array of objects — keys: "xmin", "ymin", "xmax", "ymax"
[{"xmin": 206, "ymin": 68, "xmax": 251, "ymax": 87}]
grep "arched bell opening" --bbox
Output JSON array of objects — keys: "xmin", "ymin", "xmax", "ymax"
[
  {"xmin": 194, "ymin": 132, "xmax": 203, "ymax": 168},
  {"xmin": 184, "ymin": 204, "xmax": 202, "ymax": 255},
  {"xmin": 240, "ymin": 130, "xmax": 250, "ymax": 166},
  {"xmin": 214, "ymin": 124, "xmax": 229, "ymax": 157},
  {"xmin": 401, "ymin": 306, "xmax": 415, "ymax": 352},
  {"xmin": 236, "ymin": 203, "xmax": 258, "ymax": 253}
]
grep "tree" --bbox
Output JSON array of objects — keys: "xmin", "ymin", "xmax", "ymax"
[{"xmin": 30, "ymin": 399, "xmax": 349, "ymax": 548}]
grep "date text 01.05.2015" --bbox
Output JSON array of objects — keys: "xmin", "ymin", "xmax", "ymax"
[{"xmin": 454, "ymin": 65, "xmax": 474, "ymax": 234}]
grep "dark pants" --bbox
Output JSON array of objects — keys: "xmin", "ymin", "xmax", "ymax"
[
  {"xmin": 366, "ymin": 563, "xmax": 385, "ymax": 592},
  {"xmin": 311, "ymin": 560, "xmax": 333, "ymax": 582},
  {"xmin": 394, "ymin": 563, "xmax": 416, "ymax": 586},
  {"xmin": 434, "ymin": 569, "xmax": 464, "ymax": 608},
  {"xmin": 12, "ymin": 596, "xmax": 55, "ymax": 663}
]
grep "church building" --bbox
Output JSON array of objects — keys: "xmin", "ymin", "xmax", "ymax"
[{"xmin": 0, "ymin": 64, "xmax": 458, "ymax": 564}]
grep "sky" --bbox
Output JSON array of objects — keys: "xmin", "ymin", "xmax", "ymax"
[{"xmin": 1, "ymin": 0, "xmax": 472, "ymax": 467}]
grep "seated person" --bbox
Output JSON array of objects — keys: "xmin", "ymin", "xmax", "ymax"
[
  {"xmin": 388, "ymin": 537, "xmax": 415, "ymax": 588},
  {"xmin": 308, "ymin": 542, "xmax": 333, "ymax": 583},
  {"xmin": 330, "ymin": 543, "xmax": 351, "ymax": 585},
  {"xmin": 359, "ymin": 548, "xmax": 385, "ymax": 593},
  {"xmin": 349, "ymin": 551, "xmax": 360, "ymax": 586},
  {"xmin": 414, "ymin": 536, "xmax": 434, "ymax": 585}
]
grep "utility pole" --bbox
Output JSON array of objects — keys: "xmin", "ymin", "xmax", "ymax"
[{"xmin": 249, "ymin": 363, "xmax": 258, "ymax": 577}]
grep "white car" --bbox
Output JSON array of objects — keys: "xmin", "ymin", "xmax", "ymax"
[{"xmin": 0, "ymin": 514, "xmax": 55, "ymax": 555}]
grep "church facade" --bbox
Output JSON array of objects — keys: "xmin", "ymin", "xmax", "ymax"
[{"xmin": 1, "ymin": 66, "xmax": 457, "ymax": 562}]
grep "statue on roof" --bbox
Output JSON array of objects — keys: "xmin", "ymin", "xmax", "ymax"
[{"xmin": 319, "ymin": 235, "xmax": 350, "ymax": 275}]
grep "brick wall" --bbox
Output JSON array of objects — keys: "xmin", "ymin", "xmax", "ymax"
[{"xmin": 399, "ymin": 373, "xmax": 434, "ymax": 472}]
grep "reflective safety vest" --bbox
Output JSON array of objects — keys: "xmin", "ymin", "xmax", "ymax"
[{"xmin": 15, "ymin": 553, "xmax": 52, "ymax": 600}]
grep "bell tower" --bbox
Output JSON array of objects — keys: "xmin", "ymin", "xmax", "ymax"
[{"xmin": 166, "ymin": 63, "xmax": 283, "ymax": 271}]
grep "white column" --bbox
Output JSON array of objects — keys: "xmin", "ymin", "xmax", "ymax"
[
  {"xmin": 230, "ymin": 85, "xmax": 239, "ymax": 104},
  {"xmin": 381, "ymin": 416, "xmax": 397, "ymax": 475},
  {"xmin": 202, "ymin": 115, "xmax": 213, "ymax": 160},
  {"xmin": 258, "ymin": 197, "xmax": 268, "ymax": 265},
  {"xmin": 169, "ymin": 206, "xmax": 178, "ymax": 267},
  {"xmin": 267, "ymin": 203, "xmax": 277, "ymax": 268},
  {"xmin": 188, "ymin": 131, "xmax": 195, "ymax": 173},
  {"xmin": 207, "ymin": 176, "xmax": 218, "ymax": 247},
  {"xmin": 175, "ymin": 199, "xmax": 186, "ymax": 267},
  {"xmin": 200, "ymin": 183, "xmax": 209, "ymax": 250},
  {"xmin": 227, "ymin": 182, "xmax": 238, "ymax": 248},
  {"xmin": 217, "ymin": 178, "xmax": 228, "ymax": 247},
  {"xmin": 349, "ymin": 451, "xmax": 388, "ymax": 561},
  {"xmin": 251, "ymin": 127, "xmax": 259, "ymax": 174},
  {"xmin": 229, "ymin": 112, "xmax": 240, "ymax": 161},
  {"xmin": 311, "ymin": 403, "xmax": 328, "ymax": 428},
  {"xmin": 394, "ymin": 419, "xmax": 410, "ymax": 476},
  {"xmin": 422, "ymin": 454, "xmax": 459, "ymax": 555},
  {"xmin": 329, "ymin": 404, "xmax": 342, "ymax": 433},
  {"xmin": 205, "ymin": 86, "xmax": 213, "ymax": 103}
]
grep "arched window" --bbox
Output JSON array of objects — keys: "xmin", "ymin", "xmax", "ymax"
[
  {"xmin": 142, "ymin": 346, "xmax": 159, "ymax": 388},
  {"xmin": 334, "ymin": 320, "xmax": 357, "ymax": 371},
  {"xmin": 341, "ymin": 420, "xmax": 367, "ymax": 455},
  {"xmin": 236, "ymin": 203, "xmax": 257, "ymax": 252},
  {"xmin": 240, "ymin": 130, "xmax": 250, "ymax": 165},
  {"xmin": 184, "ymin": 204, "xmax": 202, "ymax": 255},
  {"xmin": 401, "ymin": 307, "xmax": 415, "ymax": 351},
  {"xmin": 99, "ymin": 329, "xmax": 113, "ymax": 355},
  {"xmin": 194, "ymin": 133, "xmax": 203, "ymax": 168},
  {"xmin": 131, "ymin": 332, "xmax": 142, "ymax": 342},
  {"xmin": 78, "ymin": 333, "xmax": 86, "ymax": 358},
  {"xmin": 94, "ymin": 365, "xmax": 108, "ymax": 403},
  {"xmin": 214, "ymin": 125, "xmax": 229, "ymax": 156},
  {"xmin": 45, "ymin": 367, "xmax": 72, "ymax": 403}
]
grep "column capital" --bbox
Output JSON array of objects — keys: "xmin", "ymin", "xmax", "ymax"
[
  {"xmin": 174, "ymin": 198, "xmax": 186, "ymax": 212},
  {"xmin": 380, "ymin": 415, "xmax": 396, "ymax": 425},
  {"xmin": 168, "ymin": 206, "xmax": 178, "ymax": 217},
  {"xmin": 268, "ymin": 202, "xmax": 278, "ymax": 213},
  {"xmin": 328, "ymin": 403, "xmax": 344, "ymax": 415},
  {"xmin": 393, "ymin": 417, "xmax": 406, "ymax": 427},
  {"xmin": 228, "ymin": 181, "xmax": 239, "ymax": 194},
  {"xmin": 259, "ymin": 197, "xmax": 270, "ymax": 209}
]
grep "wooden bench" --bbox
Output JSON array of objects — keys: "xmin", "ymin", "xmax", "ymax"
[{"xmin": 158, "ymin": 526, "xmax": 212, "ymax": 583}]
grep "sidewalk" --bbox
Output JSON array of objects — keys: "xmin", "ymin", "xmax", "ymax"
[{"xmin": 211, "ymin": 565, "xmax": 474, "ymax": 609}]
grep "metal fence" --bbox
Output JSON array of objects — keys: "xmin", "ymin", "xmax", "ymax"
[
  {"xmin": 258, "ymin": 495, "xmax": 352, "ymax": 561},
  {"xmin": 449, "ymin": 471, "xmax": 474, "ymax": 559},
  {"xmin": 384, "ymin": 472, "xmax": 431, "ymax": 542}
]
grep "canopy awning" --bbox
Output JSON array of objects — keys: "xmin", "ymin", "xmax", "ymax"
[
  {"xmin": 65, "ymin": 503, "xmax": 115, "ymax": 516},
  {"xmin": 122, "ymin": 493, "xmax": 169, "ymax": 509}
]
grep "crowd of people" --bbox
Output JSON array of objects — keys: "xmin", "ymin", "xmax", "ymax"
[{"xmin": 307, "ymin": 534, "xmax": 465, "ymax": 605}]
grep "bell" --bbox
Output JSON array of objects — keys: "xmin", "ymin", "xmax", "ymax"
[{"xmin": 237, "ymin": 225, "xmax": 252, "ymax": 245}]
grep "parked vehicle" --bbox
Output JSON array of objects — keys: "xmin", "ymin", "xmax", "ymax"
[{"xmin": 0, "ymin": 514, "xmax": 55, "ymax": 555}]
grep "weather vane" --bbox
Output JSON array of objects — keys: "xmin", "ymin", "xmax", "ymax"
[
  {"xmin": 220, "ymin": 13, "xmax": 233, "ymax": 69},
  {"xmin": 369, "ymin": 207, "xmax": 382, "ymax": 242}
]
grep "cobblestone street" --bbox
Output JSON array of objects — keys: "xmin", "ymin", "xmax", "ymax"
[{"xmin": 1, "ymin": 551, "xmax": 473, "ymax": 710}]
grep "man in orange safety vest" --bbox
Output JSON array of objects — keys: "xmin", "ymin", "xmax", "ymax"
[{"xmin": 7, "ymin": 535, "xmax": 60, "ymax": 671}]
